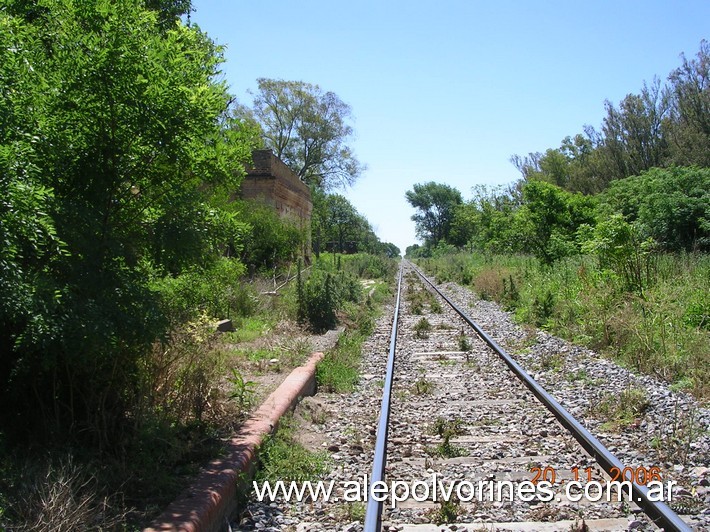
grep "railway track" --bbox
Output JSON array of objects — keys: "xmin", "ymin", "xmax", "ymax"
[{"xmin": 238, "ymin": 261, "xmax": 709, "ymax": 531}]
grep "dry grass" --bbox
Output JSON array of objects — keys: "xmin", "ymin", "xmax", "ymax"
[
  {"xmin": 473, "ymin": 267, "xmax": 511, "ymax": 301},
  {"xmin": 11, "ymin": 457, "xmax": 129, "ymax": 532}
]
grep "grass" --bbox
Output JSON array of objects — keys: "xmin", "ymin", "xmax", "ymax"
[
  {"xmin": 228, "ymin": 315, "xmax": 274, "ymax": 343},
  {"xmin": 255, "ymin": 415, "xmax": 330, "ymax": 483},
  {"xmin": 418, "ymin": 251, "xmax": 710, "ymax": 399},
  {"xmin": 414, "ymin": 317, "xmax": 432, "ymax": 339},
  {"xmin": 316, "ymin": 331, "xmax": 363, "ymax": 393},
  {"xmin": 590, "ymin": 386, "xmax": 650, "ymax": 431}
]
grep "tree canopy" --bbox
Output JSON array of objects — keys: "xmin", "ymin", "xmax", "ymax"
[
  {"xmin": 241, "ymin": 78, "xmax": 364, "ymax": 190},
  {"xmin": 511, "ymin": 41, "xmax": 710, "ymax": 194},
  {"xmin": 0, "ymin": 0, "xmax": 253, "ymax": 444},
  {"xmin": 405, "ymin": 182, "xmax": 463, "ymax": 247}
]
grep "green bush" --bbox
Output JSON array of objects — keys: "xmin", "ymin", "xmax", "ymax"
[
  {"xmin": 236, "ymin": 200, "xmax": 305, "ymax": 272},
  {"xmin": 152, "ymin": 257, "xmax": 255, "ymax": 325},
  {"xmin": 297, "ymin": 266, "xmax": 362, "ymax": 333},
  {"xmin": 601, "ymin": 166, "xmax": 710, "ymax": 252}
]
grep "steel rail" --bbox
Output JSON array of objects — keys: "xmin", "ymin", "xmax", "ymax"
[
  {"xmin": 363, "ymin": 264, "xmax": 403, "ymax": 532},
  {"xmin": 409, "ymin": 261, "xmax": 690, "ymax": 532}
]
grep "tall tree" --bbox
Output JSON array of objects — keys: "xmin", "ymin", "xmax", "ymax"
[
  {"xmin": 245, "ymin": 78, "xmax": 364, "ymax": 190},
  {"xmin": 405, "ymin": 182, "xmax": 463, "ymax": 247},
  {"xmin": 667, "ymin": 40, "xmax": 710, "ymax": 167},
  {"xmin": 599, "ymin": 78, "xmax": 671, "ymax": 180},
  {"xmin": 0, "ymin": 0, "xmax": 250, "ymax": 444}
]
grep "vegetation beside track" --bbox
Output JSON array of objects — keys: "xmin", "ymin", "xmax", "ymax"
[
  {"xmin": 416, "ymin": 251, "xmax": 709, "ymax": 399},
  {"xmin": 248, "ymin": 253, "xmax": 396, "ymax": 517},
  {"xmin": 0, "ymin": 252, "xmax": 396, "ymax": 529}
]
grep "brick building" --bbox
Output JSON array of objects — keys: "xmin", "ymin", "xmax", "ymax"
[{"xmin": 241, "ymin": 149, "xmax": 312, "ymax": 260}]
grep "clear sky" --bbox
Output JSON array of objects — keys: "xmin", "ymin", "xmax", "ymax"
[{"xmin": 191, "ymin": 0, "xmax": 709, "ymax": 254}]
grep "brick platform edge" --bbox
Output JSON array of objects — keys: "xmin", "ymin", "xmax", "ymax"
[{"xmin": 144, "ymin": 351, "xmax": 325, "ymax": 532}]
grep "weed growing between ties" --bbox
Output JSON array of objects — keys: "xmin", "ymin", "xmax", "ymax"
[
  {"xmin": 425, "ymin": 495, "xmax": 462, "ymax": 524},
  {"xmin": 337, "ymin": 501, "xmax": 366, "ymax": 522},
  {"xmin": 412, "ymin": 370, "xmax": 436, "ymax": 395},
  {"xmin": 458, "ymin": 330, "xmax": 472, "ymax": 361},
  {"xmin": 414, "ymin": 317, "xmax": 432, "ymax": 339},
  {"xmin": 427, "ymin": 417, "xmax": 467, "ymax": 458}
]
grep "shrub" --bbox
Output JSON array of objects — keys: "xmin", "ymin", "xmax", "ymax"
[
  {"xmin": 297, "ymin": 267, "xmax": 362, "ymax": 333},
  {"xmin": 153, "ymin": 257, "xmax": 255, "ymax": 325},
  {"xmin": 236, "ymin": 200, "xmax": 305, "ymax": 272}
]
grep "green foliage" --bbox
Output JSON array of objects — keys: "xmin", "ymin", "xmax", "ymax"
[
  {"xmin": 516, "ymin": 180, "xmax": 597, "ymax": 264},
  {"xmin": 667, "ymin": 40, "xmax": 710, "ymax": 167},
  {"xmin": 427, "ymin": 497, "xmax": 462, "ymax": 524},
  {"xmin": 152, "ymin": 258, "xmax": 255, "ymax": 325},
  {"xmin": 336, "ymin": 253, "xmax": 398, "ymax": 280},
  {"xmin": 405, "ymin": 182, "xmax": 464, "ymax": 247},
  {"xmin": 138, "ymin": 313, "xmax": 230, "ymax": 426},
  {"xmin": 448, "ymin": 181, "xmax": 596, "ymax": 264},
  {"xmin": 412, "ymin": 371, "xmax": 435, "ymax": 394},
  {"xmin": 0, "ymin": 0, "xmax": 254, "ymax": 448},
  {"xmin": 601, "ymin": 166, "xmax": 710, "ymax": 252},
  {"xmin": 451, "ymin": 184, "xmax": 521, "ymax": 254},
  {"xmin": 256, "ymin": 416, "xmax": 329, "ymax": 483},
  {"xmin": 236, "ymin": 199, "xmax": 305, "ymax": 271},
  {"xmin": 297, "ymin": 265, "xmax": 362, "ymax": 332},
  {"xmin": 311, "ymin": 191, "xmax": 397, "ymax": 256}
]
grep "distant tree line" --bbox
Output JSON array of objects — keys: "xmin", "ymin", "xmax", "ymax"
[
  {"xmin": 406, "ymin": 41, "xmax": 710, "ymax": 262},
  {"xmin": 510, "ymin": 40, "xmax": 710, "ymax": 193}
]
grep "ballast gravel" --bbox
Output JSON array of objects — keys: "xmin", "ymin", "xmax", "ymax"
[{"xmin": 235, "ymin": 264, "xmax": 709, "ymax": 531}]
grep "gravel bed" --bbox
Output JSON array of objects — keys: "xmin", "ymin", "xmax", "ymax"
[{"xmin": 234, "ymin": 263, "xmax": 709, "ymax": 531}]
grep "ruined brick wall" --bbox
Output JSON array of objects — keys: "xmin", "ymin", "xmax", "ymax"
[
  {"xmin": 241, "ymin": 150, "xmax": 312, "ymax": 259},
  {"xmin": 242, "ymin": 150, "xmax": 312, "ymax": 222}
]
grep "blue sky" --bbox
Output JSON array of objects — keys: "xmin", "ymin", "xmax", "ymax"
[{"xmin": 191, "ymin": 0, "xmax": 709, "ymax": 253}]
